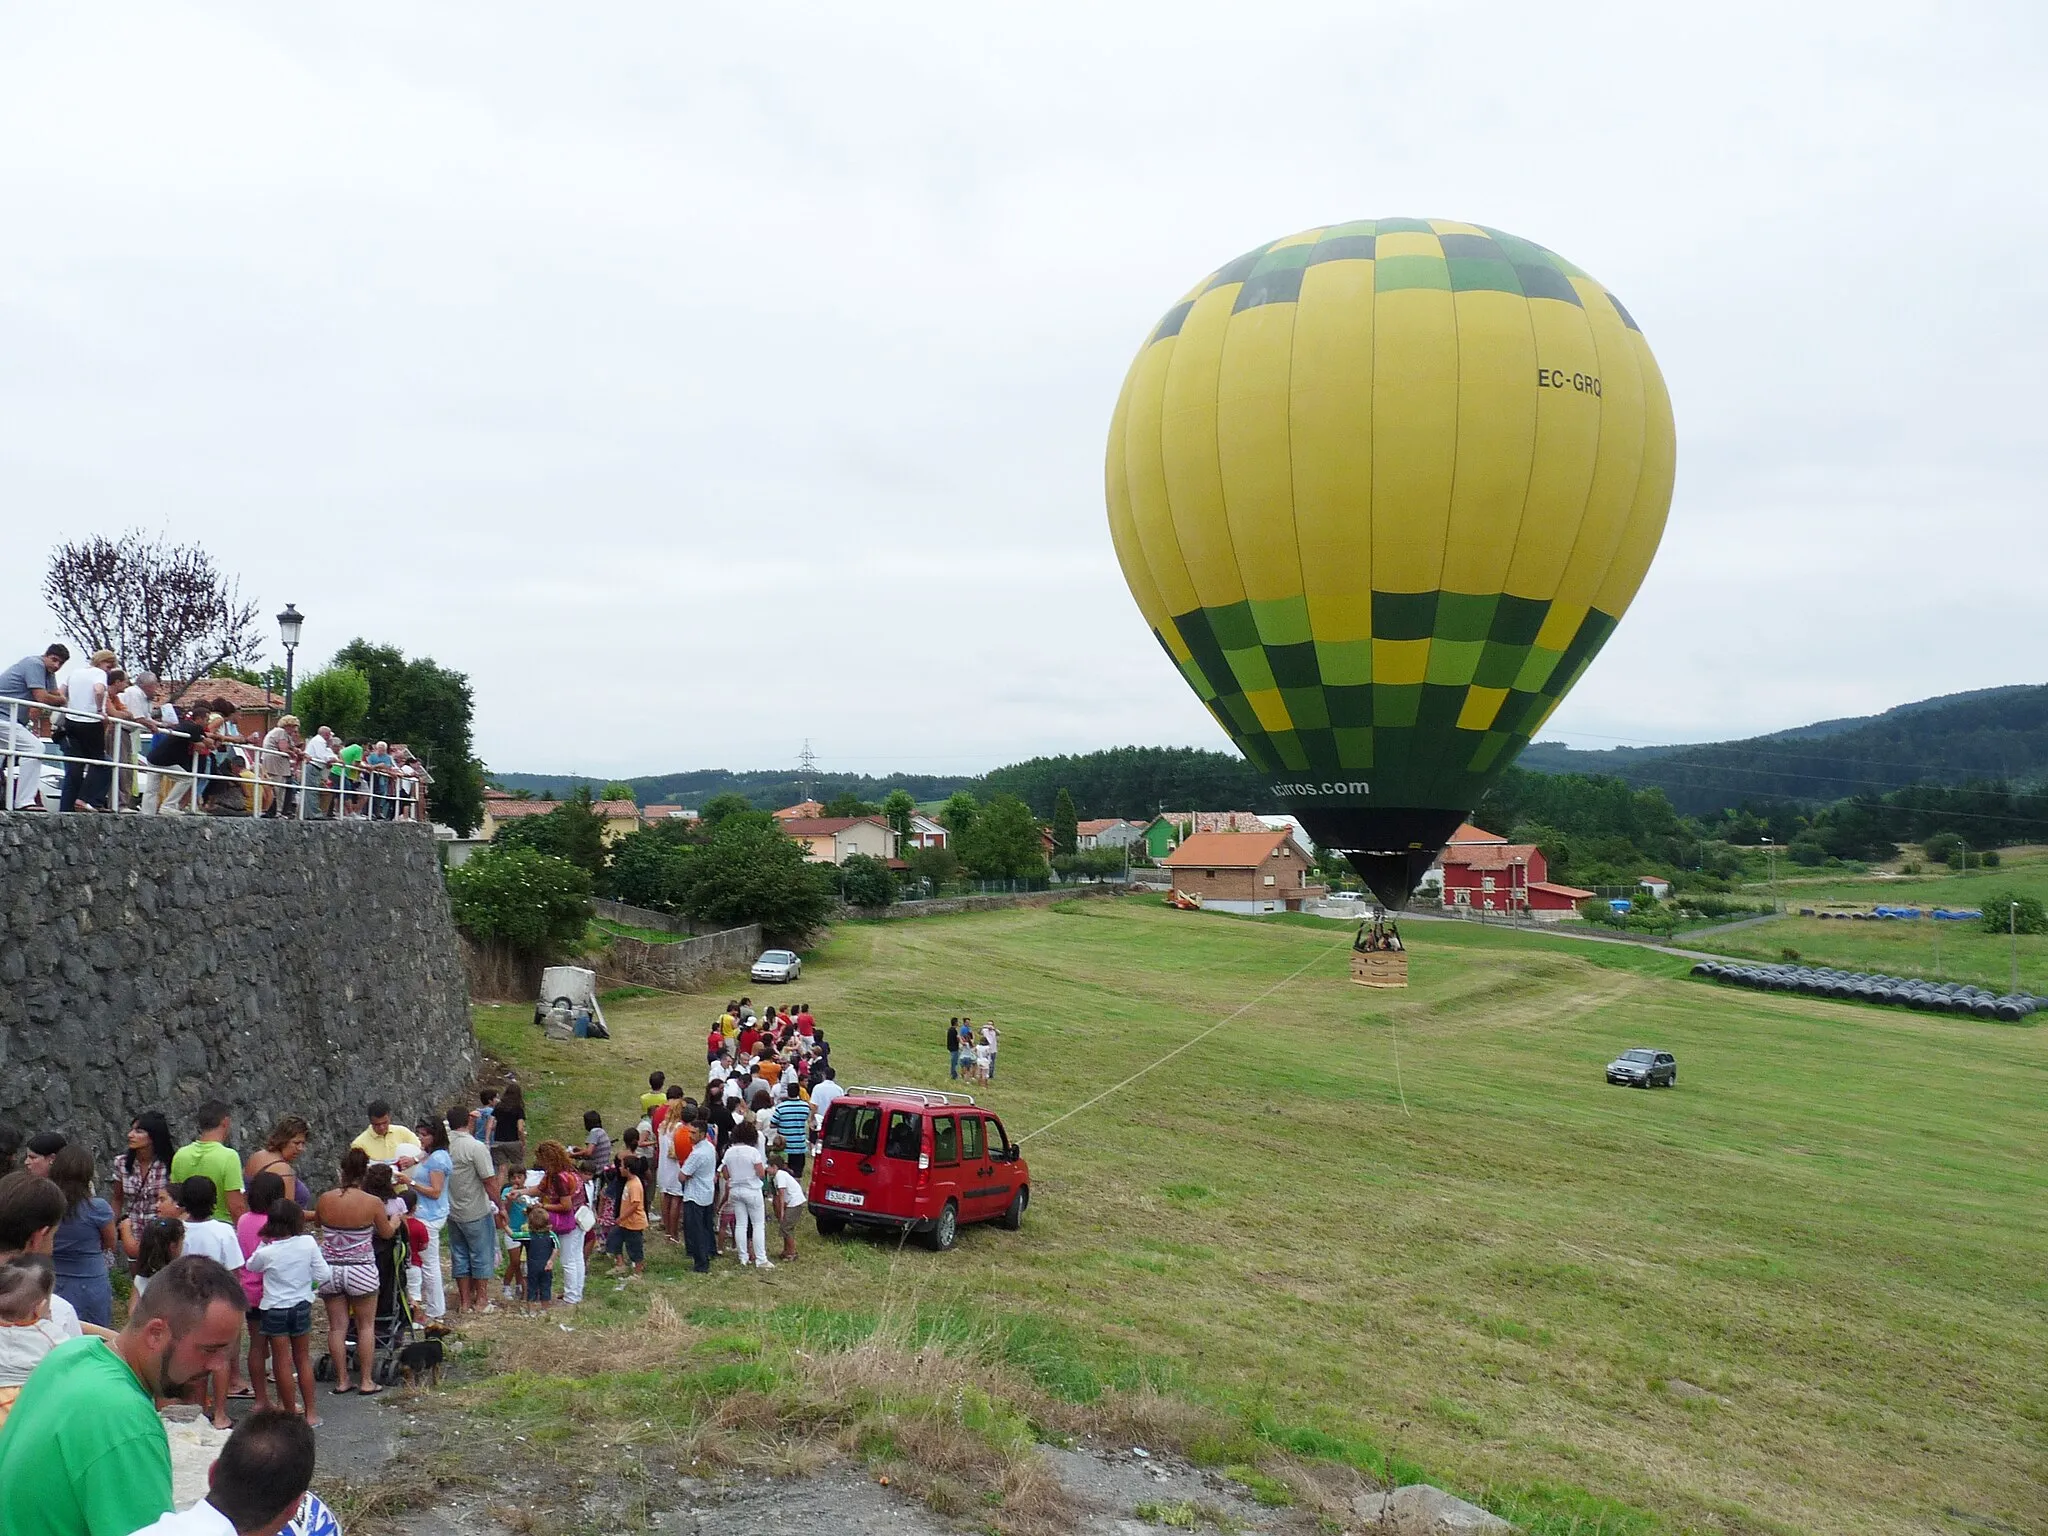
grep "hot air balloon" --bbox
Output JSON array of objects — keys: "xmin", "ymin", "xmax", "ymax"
[{"xmin": 1106, "ymin": 220, "xmax": 1674, "ymax": 910}]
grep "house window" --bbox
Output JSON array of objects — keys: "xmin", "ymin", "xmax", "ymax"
[
  {"xmin": 1481, "ymin": 875, "xmax": 1496, "ymax": 892},
  {"xmin": 1205, "ymin": 870, "xmax": 1215, "ymax": 879},
  {"xmin": 1263, "ymin": 875, "xmax": 1275, "ymax": 886}
]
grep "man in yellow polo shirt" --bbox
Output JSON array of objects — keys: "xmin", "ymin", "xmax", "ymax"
[
  {"xmin": 0, "ymin": 1253, "xmax": 247, "ymax": 1536},
  {"xmin": 350, "ymin": 1099, "xmax": 421, "ymax": 1166}
]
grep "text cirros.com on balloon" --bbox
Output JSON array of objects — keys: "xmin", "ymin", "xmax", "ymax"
[{"xmin": 1270, "ymin": 782, "xmax": 1372, "ymax": 797}]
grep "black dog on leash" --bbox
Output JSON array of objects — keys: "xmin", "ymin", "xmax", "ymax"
[{"xmin": 397, "ymin": 1338, "xmax": 444, "ymax": 1389}]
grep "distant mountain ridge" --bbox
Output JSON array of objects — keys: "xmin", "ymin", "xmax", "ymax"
[
  {"xmin": 1520, "ymin": 684, "xmax": 2048, "ymax": 814},
  {"xmin": 494, "ymin": 686, "xmax": 2048, "ymax": 823}
]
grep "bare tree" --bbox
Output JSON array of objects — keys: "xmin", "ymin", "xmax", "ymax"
[{"xmin": 42, "ymin": 532, "xmax": 263, "ymax": 698}]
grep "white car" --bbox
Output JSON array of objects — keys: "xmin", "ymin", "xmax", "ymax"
[{"xmin": 751, "ymin": 949, "xmax": 802, "ymax": 983}]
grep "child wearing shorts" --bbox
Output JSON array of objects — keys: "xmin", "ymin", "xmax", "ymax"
[
  {"xmin": 606, "ymin": 1157, "xmax": 650, "ymax": 1279},
  {"xmin": 245, "ymin": 1198, "xmax": 332, "ymax": 1426},
  {"xmin": 501, "ymin": 1167, "xmax": 529, "ymax": 1303}
]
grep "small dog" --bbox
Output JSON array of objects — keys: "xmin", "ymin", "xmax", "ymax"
[{"xmin": 397, "ymin": 1337, "xmax": 444, "ymax": 1389}]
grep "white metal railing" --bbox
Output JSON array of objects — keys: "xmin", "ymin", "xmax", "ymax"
[{"xmin": 0, "ymin": 693, "xmax": 431, "ymax": 823}]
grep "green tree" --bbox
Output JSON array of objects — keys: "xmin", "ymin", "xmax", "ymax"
[
  {"xmin": 904, "ymin": 844, "xmax": 960, "ymax": 891},
  {"xmin": 955, "ymin": 793, "xmax": 1048, "ymax": 880},
  {"xmin": 1052, "ymin": 848, "xmax": 1125, "ymax": 879},
  {"xmin": 598, "ymin": 827, "xmax": 694, "ymax": 911},
  {"xmin": 330, "ymin": 639, "xmax": 488, "ymax": 835},
  {"xmin": 293, "ymin": 666, "xmax": 371, "ymax": 739},
  {"xmin": 881, "ymin": 789, "xmax": 916, "ymax": 846},
  {"xmin": 700, "ymin": 792, "xmax": 764, "ymax": 828},
  {"xmin": 599, "ymin": 781, "xmax": 637, "ymax": 804},
  {"xmin": 837, "ymin": 852, "xmax": 897, "ymax": 908},
  {"xmin": 677, "ymin": 818, "xmax": 832, "ymax": 943},
  {"xmin": 822, "ymin": 790, "xmax": 879, "ymax": 818},
  {"xmin": 940, "ymin": 791, "xmax": 980, "ymax": 836},
  {"xmin": 493, "ymin": 785, "xmax": 607, "ymax": 875},
  {"xmin": 445, "ymin": 846, "xmax": 592, "ymax": 957},
  {"xmin": 1051, "ymin": 787, "xmax": 1079, "ymax": 857},
  {"xmin": 1980, "ymin": 894, "xmax": 2048, "ymax": 936}
]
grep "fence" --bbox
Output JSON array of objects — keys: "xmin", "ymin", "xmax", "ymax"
[
  {"xmin": 598, "ymin": 924, "xmax": 763, "ymax": 994},
  {"xmin": 1, "ymin": 693, "xmax": 430, "ymax": 823}
]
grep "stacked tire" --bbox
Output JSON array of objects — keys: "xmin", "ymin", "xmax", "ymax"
[{"xmin": 1689, "ymin": 962, "xmax": 2041, "ymax": 1022}]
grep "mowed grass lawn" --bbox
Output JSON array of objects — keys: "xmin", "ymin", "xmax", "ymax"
[
  {"xmin": 476, "ymin": 899, "xmax": 2046, "ymax": 1536},
  {"xmin": 1706, "ymin": 846, "xmax": 2048, "ymax": 992}
]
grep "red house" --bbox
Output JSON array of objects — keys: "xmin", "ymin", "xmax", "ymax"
[{"xmin": 1437, "ymin": 828, "xmax": 1592, "ymax": 919}]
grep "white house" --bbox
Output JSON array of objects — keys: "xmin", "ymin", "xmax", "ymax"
[{"xmin": 782, "ymin": 815, "xmax": 900, "ymax": 866}]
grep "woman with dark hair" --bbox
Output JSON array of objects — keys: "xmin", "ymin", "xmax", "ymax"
[
  {"xmin": 315, "ymin": 1148, "xmax": 398, "ymax": 1395},
  {"xmin": 406, "ymin": 1118, "xmax": 453, "ymax": 1322},
  {"xmin": 717, "ymin": 1123, "xmax": 771, "ymax": 1270},
  {"xmin": 244, "ymin": 1116, "xmax": 312, "ymax": 1209},
  {"xmin": 23, "ymin": 1132, "xmax": 64, "ymax": 1182},
  {"xmin": 49, "ymin": 1145, "xmax": 117, "ymax": 1326},
  {"xmin": 491, "ymin": 1080, "xmax": 528, "ymax": 1167},
  {"xmin": 113, "ymin": 1111, "xmax": 174, "ymax": 1236}
]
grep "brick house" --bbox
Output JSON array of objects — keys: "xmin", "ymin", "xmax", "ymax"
[{"xmin": 1160, "ymin": 829, "xmax": 1326, "ymax": 914}]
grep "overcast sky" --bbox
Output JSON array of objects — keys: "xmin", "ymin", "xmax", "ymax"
[{"xmin": 2, "ymin": 3, "xmax": 2042, "ymax": 778}]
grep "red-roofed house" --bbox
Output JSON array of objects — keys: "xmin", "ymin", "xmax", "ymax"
[
  {"xmin": 590, "ymin": 799, "xmax": 642, "ymax": 845},
  {"xmin": 478, "ymin": 795, "xmax": 560, "ymax": 841},
  {"xmin": 641, "ymin": 803, "xmax": 698, "ymax": 827},
  {"xmin": 1437, "ymin": 828, "xmax": 1592, "ymax": 918},
  {"xmin": 1160, "ymin": 829, "xmax": 1325, "ymax": 914},
  {"xmin": 783, "ymin": 816, "xmax": 899, "ymax": 866},
  {"xmin": 774, "ymin": 800, "xmax": 826, "ymax": 823},
  {"xmin": 1075, "ymin": 817, "xmax": 1143, "ymax": 851}
]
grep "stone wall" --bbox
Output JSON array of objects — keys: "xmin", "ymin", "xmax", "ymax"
[
  {"xmin": 0, "ymin": 814, "xmax": 475, "ymax": 1183},
  {"xmin": 591, "ymin": 897, "xmax": 691, "ymax": 935},
  {"xmin": 598, "ymin": 924, "xmax": 762, "ymax": 996}
]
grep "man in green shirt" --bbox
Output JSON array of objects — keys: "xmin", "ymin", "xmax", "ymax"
[
  {"xmin": 170, "ymin": 1099, "xmax": 246, "ymax": 1219},
  {"xmin": 0, "ymin": 1254, "xmax": 248, "ymax": 1536}
]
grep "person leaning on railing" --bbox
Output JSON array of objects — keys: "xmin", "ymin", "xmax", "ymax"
[
  {"xmin": 0, "ymin": 643, "xmax": 69, "ymax": 811},
  {"xmin": 139, "ymin": 710, "xmax": 219, "ymax": 814},
  {"xmin": 57, "ymin": 648, "xmax": 116, "ymax": 813}
]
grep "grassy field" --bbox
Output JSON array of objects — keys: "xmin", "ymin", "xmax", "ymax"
[
  {"xmin": 1695, "ymin": 845, "xmax": 2048, "ymax": 992},
  {"xmin": 471, "ymin": 899, "xmax": 2046, "ymax": 1536}
]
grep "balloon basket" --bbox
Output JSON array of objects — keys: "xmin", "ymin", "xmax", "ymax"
[
  {"xmin": 1350, "ymin": 950, "xmax": 1409, "ymax": 989},
  {"xmin": 1351, "ymin": 910, "xmax": 1408, "ymax": 988}
]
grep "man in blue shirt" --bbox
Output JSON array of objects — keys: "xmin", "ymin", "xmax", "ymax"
[{"xmin": 0, "ymin": 644, "xmax": 69, "ymax": 810}]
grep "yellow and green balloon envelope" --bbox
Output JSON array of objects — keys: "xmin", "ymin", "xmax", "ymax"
[{"xmin": 1105, "ymin": 219, "xmax": 1675, "ymax": 908}]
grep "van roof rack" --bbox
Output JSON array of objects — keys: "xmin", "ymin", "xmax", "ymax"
[{"xmin": 845, "ymin": 1085, "xmax": 978, "ymax": 1108}]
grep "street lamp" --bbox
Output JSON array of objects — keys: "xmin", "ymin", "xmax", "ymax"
[
  {"xmin": 2011, "ymin": 901, "xmax": 2020, "ymax": 996},
  {"xmin": 276, "ymin": 604, "xmax": 304, "ymax": 715},
  {"xmin": 1761, "ymin": 836, "xmax": 1778, "ymax": 914}
]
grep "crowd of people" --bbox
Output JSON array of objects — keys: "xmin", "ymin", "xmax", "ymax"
[
  {"xmin": 1, "ymin": 640, "xmax": 430, "ymax": 820},
  {"xmin": 0, "ymin": 994, "xmax": 872, "ymax": 1534}
]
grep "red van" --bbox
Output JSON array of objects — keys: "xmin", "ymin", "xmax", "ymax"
[{"xmin": 807, "ymin": 1087, "xmax": 1029, "ymax": 1250}]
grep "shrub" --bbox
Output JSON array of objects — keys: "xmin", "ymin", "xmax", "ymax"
[
  {"xmin": 837, "ymin": 853, "xmax": 897, "ymax": 909},
  {"xmin": 1983, "ymin": 850, "xmax": 2002, "ymax": 868},
  {"xmin": 1979, "ymin": 895, "xmax": 2048, "ymax": 936},
  {"xmin": 446, "ymin": 846, "xmax": 593, "ymax": 957}
]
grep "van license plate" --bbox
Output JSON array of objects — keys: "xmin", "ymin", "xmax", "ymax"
[{"xmin": 824, "ymin": 1190, "xmax": 864, "ymax": 1207}]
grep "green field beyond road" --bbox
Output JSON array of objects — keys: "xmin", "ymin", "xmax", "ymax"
[{"xmin": 477, "ymin": 899, "xmax": 2046, "ymax": 1535}]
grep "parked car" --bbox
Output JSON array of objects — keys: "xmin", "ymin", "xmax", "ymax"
[
  {"xmin": 1605, "ymin": 1047, "xmax": 1677, "ymax": 1087},
  {"xmin": 750, "ymin": 948, "xmax": 802, "ymax": 983},
  {"xmin": 807, "ymin": 1088, "xmax": 1029, "ymax": 1251}
]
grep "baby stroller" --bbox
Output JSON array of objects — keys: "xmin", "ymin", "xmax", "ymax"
[{"xmin": 315, "ymin": 1230, "xmax": 418, "ymax": 1388}]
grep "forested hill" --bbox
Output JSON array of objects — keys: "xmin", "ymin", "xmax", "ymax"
[
  {"xmin": 1520, "ymin": 685, "xmax": 2048, "ymax": 814},
  {"xmin": 492, "ymin": 746, "xmax": 1269, "ymax": 819},
  {"xmin": 489, "ymin": 768, "xmax": 978, "ymax": 807}
]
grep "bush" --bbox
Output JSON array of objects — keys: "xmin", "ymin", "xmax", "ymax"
[
  {"xmin": 903, "ymin": 844, "xmax": 960, "ymax": 890},
  {"xmin": 1052, "ymin": 848, "xmax": 1127, "ymax": 879},
  {"xmin": 678, "ymin": 818, "xmax": 834, "ymax": 943},
  {"xmin": 1788, "ymin": 840, "xmax": 1827, "ymax": 867},
  {"xmin": 837, "ymin": 853, "xmax": 897, "ymax": 909},
  {"xmin": 1983, "ymin": 850, "xmax": 2002, "ymax": 868},
  {"xmin": 446, "ymin": 846, "xmax": 593, "ymax": 957},
  {"xmin": 493, "ymin": 787, "xmax": 608, "ymax": 875},
  {"xmin": 1980, "ymin": 895, "xmax": 2048, "ymax": 935}
]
